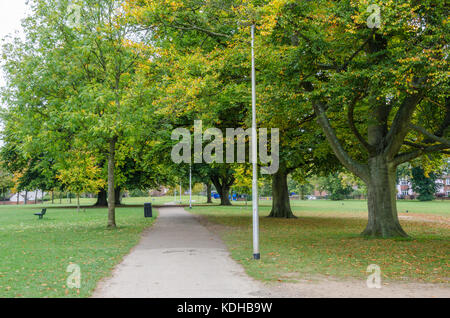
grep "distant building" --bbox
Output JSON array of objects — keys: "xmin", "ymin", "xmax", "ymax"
[
  {"xmin": 397, "ymin": 173, "xmax": 450, "ymax": 199},
  {"xmin": 311, "ymin": 173, "xmax": 450, "ymax": 200},
  {"xmin": 436, "ymin": 175, "xmax": 450, "ymax": 198},
  {"xmin": 397, "ymin": 178, "xmax": 414, "ymax": 198},
  {"xmin": 150, "ymin": 187, "xmax": 169, "ymax": 197},
  {"xmin": 9, "ymin": 190, "xmax": 46, "ymax": 203},
  {"xmin": 313, "ymin": 190, "xmax": 328, "ymax": 198}
]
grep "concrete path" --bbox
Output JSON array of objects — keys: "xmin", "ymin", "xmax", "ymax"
[{"xmin": 92, "ymin": 206, "xmax": 272, "ymax": 298}]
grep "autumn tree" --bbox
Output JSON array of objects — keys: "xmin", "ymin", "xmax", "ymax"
[
  {"xmin": 1, "ymin": 0, "xmax": 154, "ymax": 227},
  {"xmin": 57, "ymin": 150, "xmax": 105, "ymax": 211},
  {"xmin": 0, "ymin": 166, "xmax": 14, "ymax": 201},
  {"xmin": 317, "ymin": 173, "xmax": 353, "ymax": 201},
  {"xmin": 264, "ymin": 0, "xmax": 449, "ymax": 236},
  {"xmin": 252, "ymin": 36, "xmax": 340, "ymax": 217},
  {"xmin": 124, "ymin": 0, "xmax": 249, "ymax": 206},
  {"xmin": 411, "ymin": 167, "xmax": 439, "ymax": 201}
]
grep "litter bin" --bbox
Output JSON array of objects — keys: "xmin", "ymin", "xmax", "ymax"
[{"xmin": 144, "ymin": 203, "xmax": 152, "ymax": 218}]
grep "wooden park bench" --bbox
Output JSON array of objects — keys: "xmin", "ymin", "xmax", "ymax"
[{"xmin": 34, "ymin": 208, "xmax": 47, "ymax": 219}]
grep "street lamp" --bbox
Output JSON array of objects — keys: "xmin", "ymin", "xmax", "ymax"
[
  {"xmin": 251, "ymin": 24, "xmax": 260, "ymax": 260},
  {"xmin": 189, "ymin": 164, "xmax": 192, "ymax": 209}
]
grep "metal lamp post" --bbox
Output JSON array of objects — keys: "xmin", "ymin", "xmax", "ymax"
[
  {"xmin": 189, "ymin": 164, "xmax": 192, "ymax": 209},
  {"xmin": 251, "ymin": 24, "xmax": 260, "ymax": 260}
]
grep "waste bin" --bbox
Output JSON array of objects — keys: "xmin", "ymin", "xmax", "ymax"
[{"xmin": 144, "ymin": 203, "xmax": 152, "ymax": 218}]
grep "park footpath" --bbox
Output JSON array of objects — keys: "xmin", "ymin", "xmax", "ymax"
[
  {"xmin": 92, "ymin": 206, "xmax": 273, "ymax": 298},
  {"xmin": 92, "ymin": 205, "xmax": 450, "ymax": 298}
]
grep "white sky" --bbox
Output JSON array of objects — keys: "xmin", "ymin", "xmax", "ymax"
[{"xmin": 0, "ymin": 0, "xmax": 30, "ymax": 89}]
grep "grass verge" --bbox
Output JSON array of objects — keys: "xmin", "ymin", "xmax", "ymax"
[
  {"xmin": 191, "ymin": 200, "xmax": 449, "ymax": 284},
  {"xmin": 0, "ymin": 205, "xmax": 156, "ymax": 298}
]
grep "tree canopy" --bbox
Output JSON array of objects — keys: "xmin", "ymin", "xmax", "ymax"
[{"xmin": 1, "ymin": 0, "xmax": 448, "ymax": 237}]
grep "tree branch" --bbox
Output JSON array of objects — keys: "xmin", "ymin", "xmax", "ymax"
[
  {"xmin": 393, "ymin": 144, "xmax": 450, "ymax": 166},
  {"xmin": 424, "ymin": 97, "xmax": 450, "ymax": 142},
  {"xmin": 169, "ymin": 21, "xmax": 231, "ymax": 38},
  {"xmin": 384, "ymin": 91, "xmax": 424, "ymax": 159},
  {"xmin": 347, "ymin": 93, "xmax": 374, "ymax": 153},
  {"xmin": 298, "ymin": 113, "xmax": 316, "ymax": 126},
  {"xmin": 313, "ymin": 101, "xmax": 369, "ymax": 182},
  {"xmin": 409, "ymin": 123, "xmax": 450, "ymax": 147},
  {"xmin": 339, "ymin": 29, "xmax": 376, "ymax": 72},
  {"xmin": 403, "ymin": 140, "xmax": 427, "ymax": 149},
  {"xmin": 315, "ymin": 30, "xmax": 376, "ymax": 72}
]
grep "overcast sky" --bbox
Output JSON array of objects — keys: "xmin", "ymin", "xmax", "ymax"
[{"xmin": 0, "ymin": 0, "xmax": 30, "ymax": 89}]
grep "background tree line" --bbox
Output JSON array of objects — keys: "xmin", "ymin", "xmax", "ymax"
[{"xmin": 1, "ymin": 0, "xmax": 448, "ymax": 238}]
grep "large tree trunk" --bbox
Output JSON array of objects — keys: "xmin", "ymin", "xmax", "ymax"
[
  {"xmin": 210, "ymin": 173, "xmax": 234, "ymax": 206},
  {"xmin": 211, "ymin": 178, "xmax": 232, "ymax": 206},
  {"xmin": 268, "ymin": 167, "xmax": 296, "ymax": 218},
  {"xmin": 206, "ymin": 183, "xmax": 212, "ymax": 203},
  {"xmin": 361, "ymin": 156, "xmax": 408, "ymax": 238},
  {"xmin": 114, "ymin": 187, "xmax": 122, "ymax": 206},
  {"xmin": 107, "ymin": 138, "xmax": 117, "ymax": 228},
  {"xmin": 94, "ymin": 189, "xmax": 108, "ymax": 206},
  {"xmin": 309, "ymin": 32, "xmax": 437, "ymax": 238},
  {"xmin": 219, "ymin": 186, "xmax": 232, "ymax": 206},
  {"xmin": 94, "ymin": 157, "xmax": 107, "ymax": 206},
  {"xmin": 361, "ymin": 97, "xmax": 408, "ymax": 238},
  {"xmin": 313, "ymin": 91, "xmax": 416, "ymax": 238}
]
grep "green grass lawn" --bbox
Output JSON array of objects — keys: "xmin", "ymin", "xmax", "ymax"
[
  {"xmin": 9, "ymin": 194, "xmax": 214, "ymax": 207},
  {"xmin": 191, "ymin": 200, "xmax": 450, "ymax": 284},
  {"xmin": 287, "ymin": 199, "xmax": 450, "ymax": 216},
  {"xmin": 0, "ymin": 205, "xmax": 156, "ymax": 298},
  {"xmin": 2, "ymin": 196, "xmax": 447, "ymax": 297},
  {"xmin": 122, "ymin": 194, "xmax": 211, "ymax": 205}
]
